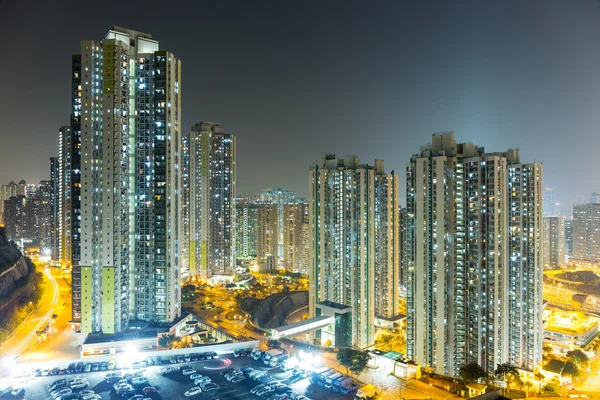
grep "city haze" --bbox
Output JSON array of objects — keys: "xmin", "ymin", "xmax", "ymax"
[{"xmin": 1, "ymin": 0, "xmax": 600, "ymax": 208}]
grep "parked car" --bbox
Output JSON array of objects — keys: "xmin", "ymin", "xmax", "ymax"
[
  {"xmin": 160, "ymin": 367, "xmax": 176, "ymax": 375},
  {"xmin": 52, "ymin": 388, "xmax": 72, "ymax": 399},
  {"xmin": 182, "ymin": 367, "xmax": 196, "ymax": 376},
  {"xmin": 184, "ymin": 387, "xmax": 202, "ymax": 397},
  {"xmin": 75, "ymin": 362, "xmax": 84, "ymax": 373},
  {"xmin": 10, "ymin": 387, "xmax": 24, "ymax": 397},
  {"xmin": 91, "ymin": 363, "xmax": 99, "ymax": 372},
  {"xmin": 194, "ymin": 376, "xmax": 211, "ymax": 385},
  {"xmin": 230, "ymin": 375, "xmax": 246, "ymax": 383},
  {"xmin": 220, "ymin": 368, "xmax": 235, "ymax": 376},
  {"xmin": 67, "ymin": 363, "xmax": 76, "ymax": 374},
  {"xmin": 200, "ymin": 382, "xmax": 219, "ymax": 392},
  {"xmin": 142, "ymin": 386, "xmax": 157, "ymax": 394},
  {"xmin": 99, "ymin": 362, "xmax": 108, "ymax": 371},
  {"xmin": 131, "ymin": 377, "xmax": 149, "ymax": 387},
  {"xmin": 70, "ymin": 379, "xmax": 89, "ymax": 390},
  {"xmin": 83, "ymin": 364, "xmax": 92, "ymax": 373}
]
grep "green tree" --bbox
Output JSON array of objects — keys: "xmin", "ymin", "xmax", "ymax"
[
  {"xmin": 336, "ymin": 348, "xmax": 371, "ymax": 377},
  {"xmin": 566, "ymin": 349, "xmax": 589, "ymax": 368},
  {"xmin": 267, "ymin": 339, "xmax": 282, "ymax": 349},
  {"xmin": 562, "ymin": 361, "xmax": 580, "ymax": 378},
  {"xmin": 495, "ymin": 363, "xmax": 519, "ymax": 391},
  {"xmin": 336, "ymin": 348, "xmax": 354, "ymax": 375},
  {"xmin": 459, "ymin": 362, "xmax": 487, "ymax": 386},
  {"xmin": 534, "ymin": 371, "xmax": 545, "ymax": 393},
  {"xmin": 158, "ymin": 333, "xmax": 176, "ymax": 349},
  {"xmin": 349, "ymin": 350, "xmax": 371, "ymax": 376}
]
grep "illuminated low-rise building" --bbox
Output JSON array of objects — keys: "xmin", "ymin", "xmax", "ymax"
[{"xmin": 543, "ymin": 310, "xmax": 598, "ymax": 350}]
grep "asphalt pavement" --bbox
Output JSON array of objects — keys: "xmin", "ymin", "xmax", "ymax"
[{"xmin": 13, "ymin": 354, "xmax": 355, "ymax": 400}]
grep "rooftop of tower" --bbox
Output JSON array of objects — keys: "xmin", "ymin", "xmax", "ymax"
[{"xmin": 109, "ymin": 26, "xmax": 153, "ymax": 40}]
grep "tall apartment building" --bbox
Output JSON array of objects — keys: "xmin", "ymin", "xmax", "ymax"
[
  {"xmin": 572, "ymin": 202, "xmax": 600, "ymax": 262},
  {"xmin": 261, "ymin": 188, "xmax": 295, "ymax": 257},
  {"xmin": 257, "ymin": 202, "xmax": 278, "ymax": 268},
  {"xmin": 0, "ymin": 180, "xmax": 27, "ymax": 226},
  {"xmin": 406, "ymin": 132, "xmax": 543, "ymax": 377},
  {"xmin": 565, "ymin": 219, "xmax": 573, "ymax": 256},
  {"xmin": 180, "ymin": 132, "xmax": 191, "ymax": 279},
  {"xmin": 544, "ymin": 188, "xmax": 555, "ymax": 217},
  {"xmin": 399, "ymin": 206, "xmax": 407, "ymax": 290},
  {"xmin": 3, "ymin": 195, "xmax": 34, "ymax": 244},
  {"xmin": 236, "ymin": 199, "xmax": 259, "ymax": 259},
  {"xmin": 543, "ymin": 217, "xmax": 565, "ymax": 267},
  {"xmin": 34, "ymin": 180, "xmax": 54, "ymax": 251},
  {"xmin": 69, "ymin": 27, "xmax": 181, "ymax": 334},
  {"xmin": 309, "ymin": 155, "xmax": 399, "ymax": 349},
  {"xmin": 57, "ymin": 126, "xmax": 73, "ymax": 269},
  {"xmin": 282, "ymin": 202, "xmax": 309, "ymax": 273},
  {"xmin": 50, "ymin": 157, "xmax": 60, "ymax": 260},
  {"xmin": 187, "ymin": 121, "xmax": 236, "ymax": 280}
]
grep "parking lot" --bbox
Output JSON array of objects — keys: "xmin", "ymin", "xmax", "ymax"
[{"xmin": 9, "ymin": 354, "xmax": 356, "ymax": 400}]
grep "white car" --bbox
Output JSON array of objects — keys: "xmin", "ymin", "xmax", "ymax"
[
  {"xmin": 70, "ymin": 379, "xmax": 89, "ymax": 390},
  {"xmin": 79, "ymin": 390, "xmax": 95, "ymax": 397},
  {"xmin": 184, "ymin": 387, "xmax": 202, "ymax": 397},
  {"xmin": 81, "ymin": 394, "xmax": 101, "ymax": 400},
  {"xmin": 52, "ymin": 388, "xmax": 72, "ymax": 399},
  {"xmin": 194, "ymin": 376, "xmax": 211, "ymax": 385},
  {"xmin": 189, "ymin": 373, "xmax": 203, "ymax": 381},
  {"xmin": 182, "ymin": 368, "xmax": 196, "ymax": 376}
]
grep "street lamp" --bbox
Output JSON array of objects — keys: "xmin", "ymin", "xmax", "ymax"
[{"xmin": 430, "ymin": 383, "xmax": 433, "ymax": 400}]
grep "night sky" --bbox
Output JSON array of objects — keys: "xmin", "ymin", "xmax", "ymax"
[{"xmin": 1, "ymin": 0, "xmax": 600, "ymax": 213}]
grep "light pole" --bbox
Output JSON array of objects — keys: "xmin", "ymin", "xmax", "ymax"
[{"xmin": 430, "ymin": 383, "xmax": 433, "ymax": 400}]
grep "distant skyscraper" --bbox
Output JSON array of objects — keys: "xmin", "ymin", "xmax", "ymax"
[
  {"xmin": 0, "ymin": 180, "xmax": 27, "ymax": 226},
  {"xmin": 257, "ymin": 202, "xmax": 278, "ymax": 268},
  {"xmin": 572, "ymin": 202, "xmax": 600, "ymax": 262},
  {"xmin": 399, "ymin": 206, "xmax": 407, "ymax": 290},
  {"xmin": 70, "ymin": 27, "xmax": 181, "ymax": 334},
  {"xmin": 565, "ymin": 219, "xmax": 573, "ymax": 256},
  {"xmin": 309, "ymin": 155, "xmax": 399, "ymax": 349},
  {"xmin": 236, "ymin": 199, "xmax": 259, "ymax": 259},
  {"xmin": 50, "ymin": 157, "xmax": 60, "ymax": 261},
  {"xmin": 544, "ymin": 188, "xmax": 555, "ymax": 217},
  {"xmin": 406, "ymin": 132, "xmax": 543, "ymax": 377},
  {"xmin": 57, "ymin": 126, "xmax": 73, "ymax": 270},
  {"xmin": 34, "ymin": 180, "xmax": 54, "ymax": 251},
  {"xmin": 261, "ymin": 188, "xmax": 295, "ymax": 257},
  {"xmin": 543, "ymin": 217, "xmax": 565, "ymax": 267},
  {"xmin": 3, "ymin": 195, "xmax": 34, "ymax": 244},
  {"xmin": 188, "ymin": 121, "xmax": 236, "ymax": 280},
  {"xmin": 282, "ymin": 202, "xmax": 309, "ymax": 273}
]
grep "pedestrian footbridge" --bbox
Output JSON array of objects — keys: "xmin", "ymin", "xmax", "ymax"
[{"xmin": 270, "ymin": 315, "xmax": 333, "ymax": 339}]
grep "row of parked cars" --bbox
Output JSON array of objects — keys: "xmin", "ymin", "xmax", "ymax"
[
  {"xmin": 176, "ymin": 366, "xmax": 219, "ymax": 397},
  {"xmin": 32, "ymin": 351, "xmax": 218, "ymax": 378},
  {"xmin": 0, "ymin": 386, "xmax": 25, "ymax": 399},
  {"xmin": 239, "ymin": 367, "xmax": 309, "ymax": 400},
  {"xmin": 46, "ymin": 377, "xmax": 94, "ymax": 400},
  {"xmin": 107, "ymin": 370, "xmax": 157, "ymax": 399}
]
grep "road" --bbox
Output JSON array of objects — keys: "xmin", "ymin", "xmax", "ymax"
[{"xmin": 0, "ymin": 264, "xmax": 77, "ymax": 371}]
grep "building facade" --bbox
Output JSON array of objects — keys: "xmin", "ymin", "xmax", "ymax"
[
  {"xmin": 282, "ymin": 202, "xmax": 309, "ymax": 273},
  {"xmin": 236, "ymin": 199, "xmax": 259, "ymax": 260},
  {"xmin": 309, "ymin": 155, "xmax": 399, "ymax": 349},
  {"xmin": 543, "ymin": 216, "xmax": 565, "ymax": 267},
  {"xmin": 406, "ymin": 132, "xmax": 543, "ymax": 377},
  {"xmin": 257, "ymin": 202, "xmax": 279, "ymax": 268},
  {"xmin": 187, "ymin": 121, "xmax": 236, "ymax": 280},
  {"xmin": 69, "ymin": 27, "xmax": 181, "ymax": 334},
  {"xmin": 0, "ymin": 180, "xmax": 27, "ymax": 226},
  {"xmin": 261, "ymin": 188, "xmax": 295, "ymax": 257},
  {"xmin": 572, "ymin": 202, "xmax": 600, "ymax": 262}
]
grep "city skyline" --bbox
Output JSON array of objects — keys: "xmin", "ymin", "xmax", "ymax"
[{"xmin": 2, "ymin": 1, "xmax": 600, "ymax": 207}]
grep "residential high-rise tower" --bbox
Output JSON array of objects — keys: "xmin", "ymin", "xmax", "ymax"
[
  {"xmin": 309, "ymin": 155, "xmax": 399, "ymax": 349},
  {"xmin": 70, "ymin": 27, "xmax": 181, "ymax": 334},
  {"xmin": 543, "ymin": 216, "xmax": 565, "ymax": 267},
  {"xmin": 187, "ymin": 121, "xmax": 236, "ymax": 281},
  {"xmin": 406, "ymin": 132, "xmax": 543, "ymax": 376}
]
